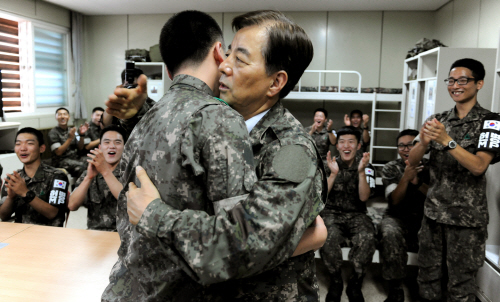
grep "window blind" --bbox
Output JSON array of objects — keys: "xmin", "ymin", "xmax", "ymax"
[{"xmin": 0, "ymin": 18, "xmax": 21, "ymax": 112}]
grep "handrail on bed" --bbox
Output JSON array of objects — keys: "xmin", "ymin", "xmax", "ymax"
[{"xmin": 297, "ymin": 70, "xmax": 362, "ymax": 94}]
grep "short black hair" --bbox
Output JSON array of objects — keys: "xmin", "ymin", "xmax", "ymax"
[
  {"xmin": 15, "ymin": 127, "xmax": 44, "ymax": 146},
  {"xmin": 159, "ymin": 11, "xmax": 224, "ymax": 76},
  {"xmin": 350, "ymin": 109, "xmax": 363, "ymax": 118},
  {"xmin": 449, "ymin": 58, "xmax": 485, "ymax": 82},
  {"xmin": 232, "ymin": 10, "xmax": 314, "ymax": 99},
  {"xmin": 396, "ymin": 129, "xmax": 419, "ymax": 144},
  {"xmin": 92, "ymin": 107, "xmax": 104, "ymax": 114},
  {"xmin": 120, "ymin": 68, "xmax": 144, "ymax": 84},
  {"xmin": 55, "ymin": 107, "xmax": 69, "ymax": 115},
  {"xmin": 314, "ymin": 108, "xmax": 328, "ymax": 118},
  {"xmin": 100, "ymin": 125, "xmax": 127, "ymax": 143},
  {"xmin": 336, "ymin": 126, "xmax": 361, "ymax": 143}
]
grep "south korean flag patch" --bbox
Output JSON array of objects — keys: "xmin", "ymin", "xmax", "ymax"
[
  {"xmin": 365, "ymin": 164, "xmax": 376, "ymax": 189},
  {"xmin": 477, "ymin": 113, "xmax": 500, "ymax": 163},
  {"xmin": 53, "ymin": 179, "xmax": 67, "ymax": 190}
]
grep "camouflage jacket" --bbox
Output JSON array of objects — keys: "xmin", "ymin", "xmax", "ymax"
[
  {"xmin": 419, "ymin": 102, "xmax": 499, "ymax": 227},
  {"xmin": 382, "ymin": 158, "xmax": 429, "ymax": 220},
  {"xmin": 305, "ymin": 125, "xmax": 333, "ymax": 161},
  {"xmin": 48, "ymin": 126, "xmax": 80, "ymax": 163},
  {"xmin": 87, "ymin": 122, "xmax": 101, "ymax": 142},
  {"xmin": 75, "ymin": 168, "xmax": 119, "ymax": 231},
  {"xmin": 132, "ymin": 100, "xmax": 326, "ymax": 300},
  {"xmin": 1, "ymin": 163, "xmax": 68, "ymax": 227},
  {"xmin": 325, "ymin": 156, "xmax": 375, "ymax": 213},
  {"xmin": 102, "ymin": 74, "xmax": 256, "ymax": 302}
]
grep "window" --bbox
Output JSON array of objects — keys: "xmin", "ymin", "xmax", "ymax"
[
  {"xmin": 0, "ymin": 14, "xmax": 70, "ymax": 115},
  {"xmin": 34, "ymin": 26, "xmax": 67, "ymax": 108}
]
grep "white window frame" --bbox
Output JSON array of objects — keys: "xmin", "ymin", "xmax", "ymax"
[{"xmin": 0, "ymin": 10, "xmax": 73, "ymax": 122}]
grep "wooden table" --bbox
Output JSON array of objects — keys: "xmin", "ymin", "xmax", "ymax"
[{"xmin": 0, "ymin": 222, "xmax": 120, "ymax": 302}]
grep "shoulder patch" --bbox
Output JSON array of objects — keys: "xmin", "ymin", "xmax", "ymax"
[
  {"xmin": 272, "ymin": 145, "xmax": 313, "ymax": 183},
  {"xmin": 53, "ymin": 179, "xmax": 67, "ymax": 190}
]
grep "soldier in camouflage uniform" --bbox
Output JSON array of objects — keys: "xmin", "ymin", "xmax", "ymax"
[
  {"xmin": 84, "ymin": 106, "xmax": 104, "ymax": 151},
  {"xmin": 305, "ymin": 108, "xmax": 336, "ymax": 174},
  {"xmin": 320, "ymin": 126, "xmax": 377, "ymax": 302},
  {"xmin": 344, "ymin": 110, "xmax": 371, "ymax": 158},
  {"xmin": 0, "ymin": 127, "xmax": 68, "ymax": 227},
  {"xmin": 68, "ymin": 125, "xmax": 127, "ymax": 231},
  {"xmin": 48, "ymin": 107, "xmax": 89, "ymax": 178},
  {"xmin": 379, "ymin": 129, "xmax": 429, "ymax": 302},
  {"xmin": 409, "ymin": 58, "xmax": 500, "ymax": 302},
  {"xmin": 108, "ymin": 10, "xmax": 327, "ymax": 302},
  {"xmin": 101, "ymin": 11, "xmax": 258, "ymax": 301}
]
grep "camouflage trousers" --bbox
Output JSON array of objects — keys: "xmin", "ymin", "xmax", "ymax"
[
  {"xmin": 53, "ymin": 157, "xmax": 87, "ymax": 179},
  {"xmin": 417, "ymin": 216, "xmax": 487, "ymax": 302},
  {"xmin": 320, "ymin": 210, "xmax": 376, "ymax": 275},
  {"xmin": 379, "ymin": 215, "xmax": 421, "ymax": 280}
]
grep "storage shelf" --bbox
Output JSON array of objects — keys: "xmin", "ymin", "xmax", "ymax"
[
  {"xmin": 373, "ymin": 127, "xmax": 400, "ymax": 131},
  {"xmin": 374, "ymin": 109, "xmax": 401, "ymax": 112},
  {"xmin": 372, "ymin": 146, "xmax": 397, "ymax": 149}
]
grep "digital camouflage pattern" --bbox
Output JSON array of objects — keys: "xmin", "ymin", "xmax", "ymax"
[
  {"xmin": 48, "ymin": 126, "xmax": 87, "ymax": 176},
  {"xmin": 379, "ymin": 158, "xmax": 429, "ymax": 281},
  {"xmin": 415, "ymin": 102, "xmax": 499, "ymax": 301},
  {"xmin": 87, "ymin": 122, "xmax": 101, "ymax": 141},
  {"xmin": 75, "ymin": 168, "xmax": 119, "ymax": 231},
  {"xmin": 354, "ymin": 127, "xmax": 369, "ymax": 159},
  {"xmin": 201, "ymin": 101, "xmax": 326, "ymax": 301},
  {"xmin": 305, "ymin": 125, "xmax": 333, "ymax": 174},
  {"xmin": 102, "ymin": 75, "xmax": 257, "ymax": 302},
  {"xmin": 0, "ymin": 163, "xmax": 68, "ymax": 227},
  {"xmin": 418, "ymin": 216, "xmax": 486, "ymax": 301},
  {"xmin": 324, "ymin": 156, "xmax": 375, "ymax": 213},
  {"xmin": 419, "ymin": 103, "xmax": 498, "ymax": 227},
  {"xmin": 320, "ymin": 211, "xmax": 376, "ymax": 275}
]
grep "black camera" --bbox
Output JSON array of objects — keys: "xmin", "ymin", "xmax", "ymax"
[{"xmin": 124, "ymin": 61, "xmax": 137, "ymax": 89}]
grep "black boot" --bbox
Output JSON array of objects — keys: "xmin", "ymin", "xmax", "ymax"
[
  {"xmin": 325, "ymin": 271, "xmax": 343, "ymax": 302},
  {"xmin": 346, "ymin": 273, "xmax": 365, "ymax": 302},
  {"xmin": 384, "ymin": 279, "xmax": 404, "ymax": 302}
]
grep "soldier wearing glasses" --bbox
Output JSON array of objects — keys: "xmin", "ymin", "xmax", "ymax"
[
  {"xmin": 379, "ymin": 129, "xmax": 429, "ymax": 302},
  {"xmin": 409, "ymin": 58, "xmax": 500, "ymax": 302}
]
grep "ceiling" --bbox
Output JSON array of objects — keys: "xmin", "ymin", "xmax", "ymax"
[{"xmin": 42, "ymin": 0, "xmax": 451, "ymax": 16}]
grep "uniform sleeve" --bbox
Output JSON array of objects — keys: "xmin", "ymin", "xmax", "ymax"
[
  {"xmin": 74, "ymin": 170, "xmax": 87, "ymax": 189},
  {"xmin": 46, "ymin": 172, "xmax": 70, "ymax": 209},
  {"xmin": 477, "ymin": 113, "xmax": 500, "ymax": 164},
  {"xmin": 365, "ymin": 163, "xmax": 376, "ymax": 196},
  {"xmin": 382, "ymin": 163, "xmax": 400, "ymax": 200},
  {"xmin": 136, "ymin": 139, "xmax": 325, "ymax": 285},
  {"xmin": 48, "ymin": 129, "xmax": 62, "ymax": 151}
]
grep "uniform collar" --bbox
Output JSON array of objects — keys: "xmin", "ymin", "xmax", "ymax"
[
  {"xmin": 170, "ymin": 74, "xmax": 214, "ymax": 97},
  {"xmin": 336, "ymin": 155, "xmax": 358, "ymax": 171},
  {"xmin": 249, "ymin": 101, "xmax": 284, "ymax": 143},
  {"xmin": 446, "ymin": 102, "xmax": 483, "ymax": 123},
  {"xmin": 56, "ymin": 126, "xmax": 68, "ymax": 132},
  {"xmin": 22, "ymin": 163, "xmax": 46, "ymax": 183}
]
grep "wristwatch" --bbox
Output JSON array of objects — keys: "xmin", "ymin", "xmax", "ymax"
[
  {"xmin": 444, "ymin": 140, "xmax": 457, "ymax": 151},
  {"xmin": 21, "ymin": 190, "xmax": 36, "ymax": 204}
]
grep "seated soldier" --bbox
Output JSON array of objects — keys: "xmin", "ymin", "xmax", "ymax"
[
  {"xmin": 344, "ymin": 109, "xmax": 371, "ymax": 157},
  {"xmin": 48, "ymin": 107, "xmax": 88, "ymax": 178},
  {"xmin": 85, "ymin": 107, "xmax": 104, "ymax": 150},
  {"xmin": 321, "ymin": 126, "xmax": 377, "ymax": 302},
  {"xmin": 305, "ymin": 108, "xmax": 336, "ymax": 173},
  {"xmin": 379, "ymin": 129, "xmax": 429, "ymax": 302},
  {"xmin": 0, "ymin": 127, "xmax": 68, "ymax": 226},
  {"xmin": 68, "ymin": 125, "xmax": 126, "ymax": 231}
]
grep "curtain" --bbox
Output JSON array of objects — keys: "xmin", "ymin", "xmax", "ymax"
[{"xmin": 71, "ymin": 11, "xmax": 87, "ymax": 119}]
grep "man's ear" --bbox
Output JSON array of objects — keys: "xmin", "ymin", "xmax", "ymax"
[
  {"xmin": 213, "ymin": 42, "xmax": 225, "ymax": 66},
  {"xmin": 167, "ymin": 68, "xmax": 173, "ymax": 81},
  {"xmin": 476, "ymin": 79, "xmax": 484, "ymax": 90},
  {"xmin": 357, "ymin": 142, "xmax": 361, "ymax": 151},
  {"xmin": 267, "ymin": 71, "xmax": 288, "ymax": 98},
  {"xmin": 39, "ymin": 144, "xmax": 46, "ymax": 154}
]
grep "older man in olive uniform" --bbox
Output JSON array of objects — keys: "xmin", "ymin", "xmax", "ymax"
[
  {"xmin": 108, "ymin": 10, "xmax": 326, "ymax": 302},
  {"xmin": 1, "ymin": 127, "xmax": 68, "ymax": 227},
  {"xmin": 101, "ymin": 11, "xmax": 258, "ymax": 301},
  {"xmin": 321, "ymin": 126, "xmax": 377, "ymax": 302},
  {"xmin": 379, "ymin": 129, "xmax": 429, "ymax": 302},
  {"xmin": 409, "ymin": 58, "xmax": 500, "ymax": 302}
]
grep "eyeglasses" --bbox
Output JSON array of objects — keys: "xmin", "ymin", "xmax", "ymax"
[
  {"xmin": 397, "ymin": 143, "xmax": 415, "ymax": 151},
  {"xmin": 444, "ymin": 77, "xmax": 475, "ymax": 86}
]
